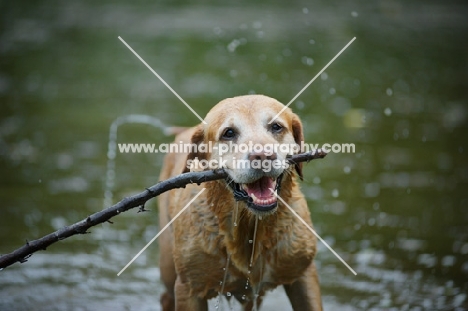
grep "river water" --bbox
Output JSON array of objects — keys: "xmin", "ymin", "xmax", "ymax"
[{"xmin": 1, "ymin": 1, "xmax": 467, "ymax": 310}]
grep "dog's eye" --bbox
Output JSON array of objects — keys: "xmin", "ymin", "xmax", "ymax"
[
  {"xmin": 270, "ymin": 122, "xmax": 283, "ymax": 133},
  {"xmin": 221, "ymin": 128, "xmax": 237, "ymax": 140}
]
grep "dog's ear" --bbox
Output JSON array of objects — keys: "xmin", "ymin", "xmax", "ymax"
[
  {"xmin": 291, "ymin": 114, "xmax": 304, "ymax": 180},
  {"xmin": 182, "ymin": 124, "xmax": 206, "ymax": 174}
]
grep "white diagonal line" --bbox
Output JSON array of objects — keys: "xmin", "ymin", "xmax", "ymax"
[
  {"xmin": 269, "ymin": 37, "xmax": 356, "ymax": 124},
  {"xmin": 271, "ymin": 189, "xmax": 357, "ymax": 275},
  {"xmin": 117, "ymin": 188, "xmax": 206, "ymax": 276},
  {"xmin": 118, "ymin": 36, "xmax": 207, "ymax": 125}
]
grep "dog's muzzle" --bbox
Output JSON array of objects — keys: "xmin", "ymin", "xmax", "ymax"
[{"xmin": 227, "ymin": 174, "xmax": 283, "ymax": 213}]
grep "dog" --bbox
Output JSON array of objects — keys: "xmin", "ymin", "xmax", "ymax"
[{"xmin": 158, "ymin": 95, "xmax": 322, "ymax": 310}]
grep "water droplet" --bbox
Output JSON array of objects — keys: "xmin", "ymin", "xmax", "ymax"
[
  {"xmin": 233, "ymin": 203, "xmax": 239, "ymax": 227},
  {"xmin": 384, "ymin": 107, "xmax": 392, "ymax": 116},
  {"xmin": 242, "ymin": 295, "xmax": 246, "ymax": 300},
  {"xmin": 332, "ymin": 189, "xmax": 339, "ymax": 198},
  {"xmin": 295, "ymin": 100, "xmax": 305, "ymax": 110},
  {"xmin": 301, "ymin": 56, "xmax": 314, "ymax": 66},
  {"xmin": 227, "ymin": 292, "xmax": 232, "ymax": 297},
  {"xmin": 222, "ymin": 268, "xmax": 226, "ymax": 270},
  {"xmin": 351, "ymin": 11, "xmax": 358, "ymax": 17},
  {"xmin": 227, "ymin": 39, "xmax": 241, "ymax": 52},
  {"xmin": 386, "ymin": 88, "xmax": 393, "ymax": 96},
  {"xmin": 258, "ymin": 216, "xmax": 263, "ymax": 220},
  {"xmin": 220, "ymin": 281, "xmax": 223, "ymax": 285},
  {"xmin": 373, "ymin": 202, "xmax": 380, "ymax": 210},
  {"xmin": 343, "ymin": 166, "xmax": 351, "ymax": 174},
  {"xmin": 229, "ymin": 69, "xmax": 238, "ymax": 78},
  {"xmin": 302, "ymin": 7, "xmax": 309, "ymax": 14},
  {"xmin": 249, "ymin": 240, "xmax": 253, "ymax": 244},
  {"xmin": 213, "ymin": 26, "xmax": 222, "ymax": 35},
  {"xmin": 107, "ymin": 149, "xmax": 116, "ymax": 159}
]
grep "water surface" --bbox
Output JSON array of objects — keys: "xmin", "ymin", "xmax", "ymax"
[{"xmin": 1, "ymin": 1, "xmax": 467, "ymax": 310}]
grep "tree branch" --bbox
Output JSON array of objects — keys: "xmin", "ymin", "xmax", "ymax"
[{"xmin": 0, "ymin": 150, "xmax": 326, "ymax": 269}]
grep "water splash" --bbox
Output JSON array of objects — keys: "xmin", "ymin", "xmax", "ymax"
[
  {"xmin": 253, "ymin": 293, "xmax": 259, "ymax": 311},
  {"xmin": 246, "ymin": 216, "xmax": 264, "ymax": 310},
  {"xmin": 243, "ymin": 216, "xmax": 259, "ymax": 302},
  {"xmin": 252, "ymin": 265, "xmax": 263, "ymax": 311},
  {"xmin": 233, "ymin": 202, "xmax": 239, "ymax": 227},
  {"xmin": 226, "ymin": 292, "xmax": 233, "ymax": 311},
  {"xmin": 103, "ymin": 115, "xmax": 167, "ymax": 209},
  {"xmin": 216, "ymin": 255, "xmax": 231, "ymax": 310},
  {"xmin": 249, "ymin": 216, "xmax": 259, "ymax": 267}
]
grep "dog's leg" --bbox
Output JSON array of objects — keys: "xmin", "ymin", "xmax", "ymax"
[
  {"xmin": 159, "ymin": 231, "xmax": 176, "ymax": 311},
  {"xmin": 159, "ymin": 202, "xmax": 176, "ymax": 311},
  {"xmin": 160, "ymin": 291, "xmax": 174, "ymax": 311},
  {"xmin": 160, "ymin": 249, "xmax": 175, "ymax": 311},
  {"xmin": 174, "ymin": 276, "xmax": 208, "ymax": 311},
  {"xmin": 241, "ymin": 295, "xmax": 264, "ymax": 311},
  {"xmin": 244, "ymin": 299, "xmax": 264, "ymax": 311},
  {"xmin": 284, "ymin": 262, "xmax": 322, "ymax": 311}
]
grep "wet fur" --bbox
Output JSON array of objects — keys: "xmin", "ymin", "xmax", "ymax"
[{"xmin": 158, "ymin": 95, "xmax": 322, "ymax": 310}]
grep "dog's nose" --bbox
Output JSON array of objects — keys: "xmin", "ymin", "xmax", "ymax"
[{"xmin": 248, "ymin": 152, "xmax": 277, "ymax": 161}]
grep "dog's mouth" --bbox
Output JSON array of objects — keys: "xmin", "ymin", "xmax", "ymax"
[{"xmin": 228, "ymin": 174, "xmax": 283, "ymax": 213}]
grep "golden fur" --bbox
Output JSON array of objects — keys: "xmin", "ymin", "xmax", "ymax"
[{"xmin": 158, "ymin": 95, "xmax": 322, "ymax": 310}]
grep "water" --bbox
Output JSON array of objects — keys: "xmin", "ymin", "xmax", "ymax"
[
  {"xmin": 233, "ymin": 202, "xmax": 239, "ymax": 227},
  {"xmin": 216, "ymin": 255, "xmax": 231, "ymax": 310},
  {"xmin": 1, "ymin": 1, "xmax": 468, "ymax": 310},
  {"xmin": 103, "ymin": 114, "xmax": 167, "ymax": 208},
  {"xmin": 249, "ymin": 216, "xmax": 259, "ymax": 268}
]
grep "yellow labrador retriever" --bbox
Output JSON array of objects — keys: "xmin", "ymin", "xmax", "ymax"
[{"xmin": 158, "ymin": 95, "xmax": 322, "ymax": 310}]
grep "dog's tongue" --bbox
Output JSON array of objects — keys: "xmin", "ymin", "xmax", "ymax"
[{"xmin": 243, "ymin": 177, "xmax": 277, "ymax": 206}]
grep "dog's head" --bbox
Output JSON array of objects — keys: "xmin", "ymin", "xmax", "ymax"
[{"xmin": 184, "ymin": 95, "xmax": 304, "ymax": 215}]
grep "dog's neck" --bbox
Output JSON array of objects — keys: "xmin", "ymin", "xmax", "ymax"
[{"xmin": 206, "ymin": 173, "xmax": 298, "ymax": 281}]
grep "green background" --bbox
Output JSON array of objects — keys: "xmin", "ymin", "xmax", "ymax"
[{"xmin": 0, "ymin": 0, "xmax": 467, "ymax": 310}]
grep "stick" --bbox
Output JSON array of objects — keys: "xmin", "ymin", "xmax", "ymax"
[{"xmin": 0, "ymin": 150, "xmax": 326, "ymax": 269}]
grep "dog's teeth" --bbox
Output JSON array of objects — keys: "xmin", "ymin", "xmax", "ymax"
[{"xmin": 251, "ymin": 193, "xmax": 258, "ymax": 202}]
